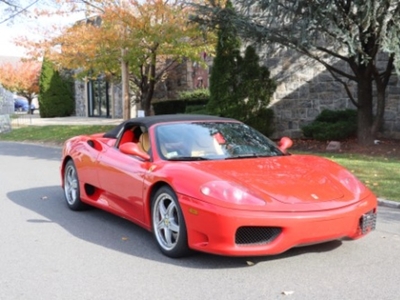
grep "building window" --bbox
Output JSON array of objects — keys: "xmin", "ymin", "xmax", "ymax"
[{"xmin": 87, "ymin": 78, "xmax": 110, "ymax": 117}]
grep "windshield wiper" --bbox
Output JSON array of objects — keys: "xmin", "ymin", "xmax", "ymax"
[
  {"xmin": 225, "ymin": 153, "xmax": 258, "ymax": 159},
  {"xmin": 167, "ymin": 156, "xmax": 210, "ymax": 161},
  {"xmin": 226, "ymin": 153, "xmax": 280, "ymax": 159}
]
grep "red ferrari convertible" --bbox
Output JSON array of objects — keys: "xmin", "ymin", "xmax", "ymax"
[{"xmin": 61, "ymin": 114, "xmax": 377, "ymax": 258}]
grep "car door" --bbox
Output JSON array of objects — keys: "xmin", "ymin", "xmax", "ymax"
[
  {"xmin": 96, "ymin": 143, "xmax": 150, "ymax": 224},
  {"xmin": 72, "ymin": 139, "xmax": 103, "ymax": 188}
]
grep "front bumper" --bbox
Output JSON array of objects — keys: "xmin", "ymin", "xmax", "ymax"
[{"xmin": 179, "ymin": 194, "xmax": 377, "ymax": 256}]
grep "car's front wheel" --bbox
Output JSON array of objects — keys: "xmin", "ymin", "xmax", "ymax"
[
  {"xmin": 151, "ymin": 186, "xmax": 190, "ymax": 258},
  {"xmin": 63, "ymin": 160, "xmax": 88, "ymax": 211}
]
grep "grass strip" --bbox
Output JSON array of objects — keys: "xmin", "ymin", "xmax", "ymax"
[{"xmin": 0, "ymin": 125, "xmax": 116, "ymax": 145}]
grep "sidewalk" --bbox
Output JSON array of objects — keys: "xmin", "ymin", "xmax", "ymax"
[{"xmin": 11, "ymin": 113, "xmax": 123, "ymax": 127}]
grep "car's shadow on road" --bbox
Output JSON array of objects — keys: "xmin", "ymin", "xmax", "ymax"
[
  {"xmin": 7, "ymin": 185, "xmax": 343, "ymax": 269},
  {"xmin": 0, "ymin": 141, "xmax": 62, "ymax": 161}
]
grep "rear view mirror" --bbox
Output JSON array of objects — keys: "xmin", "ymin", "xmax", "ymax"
[
  {"xmin": 278, "ymin": 137, "xmax": 293, "ymax": 154},
  {"xmin": 120, "ymin": 142, "xmax": 150, "ymax": 161}
]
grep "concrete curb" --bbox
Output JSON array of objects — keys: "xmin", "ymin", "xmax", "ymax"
[{"xmin": 378, "ymin": 198, "xmax": 400, "ymax": 209}]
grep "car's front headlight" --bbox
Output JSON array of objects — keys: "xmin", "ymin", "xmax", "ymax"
[
  {"xmin": 338, "ymin": 170, "xmax": 368, "ymax": 196},
  {"xmin": 200, "ymin": 181, "xmax": 266, "ymax": 206}
]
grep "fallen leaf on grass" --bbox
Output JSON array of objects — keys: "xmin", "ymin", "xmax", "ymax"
[{"xmin": 281, "ymin": 291, "xmax": 294, "ymax": 295}]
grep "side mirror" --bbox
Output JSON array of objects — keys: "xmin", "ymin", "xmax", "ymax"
[
  {"xmin": 278, "ymin": 137, "xmax": 293, "ymax": 154},
  {"xmin": 119, "ymin": 142, "xmax": 150, "ymax": 161}
]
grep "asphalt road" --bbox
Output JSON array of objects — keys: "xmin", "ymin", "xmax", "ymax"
[{"xmin": 0, "ymin": 141, "xmax": 399, "ymax": 300}]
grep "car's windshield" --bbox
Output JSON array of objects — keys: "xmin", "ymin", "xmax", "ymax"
[{"xmin": 155, "ymin": 121, "xmax": 283, "ymax": 160}]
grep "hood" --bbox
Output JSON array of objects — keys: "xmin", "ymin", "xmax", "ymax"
[{"xmin": 196, "ymin": 155, "xmax": 349, "ymax": 205}]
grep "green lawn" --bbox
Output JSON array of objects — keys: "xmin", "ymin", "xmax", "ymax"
[
  {"xmin": 0, "ymin": 125, "xmax": 116, "ymax": 145},
  {"xmin": 1, "ymin": 125, "xmax": 399, "ymax": 201}
]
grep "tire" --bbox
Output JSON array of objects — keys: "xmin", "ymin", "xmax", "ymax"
[
  {"xmin": 63, "ymin": 160, "xmax": 88, "ymax": 211},
  {"xmin": 151, "ymin": 186, "xmax": 190, "ymax": 258}
]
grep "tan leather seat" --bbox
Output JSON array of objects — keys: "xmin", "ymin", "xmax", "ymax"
[{"xmin": 138, "ymin": 132, "xmax": 150, "ymax": 153}]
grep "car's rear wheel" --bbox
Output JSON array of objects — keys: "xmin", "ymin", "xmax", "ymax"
[
  {"xmin": 151, "ymin": 186, "xmax": 190, "ymax": 258},
  {"xmin": 63, "ymin": 160, "xmax": 88, "ymax": 211}
]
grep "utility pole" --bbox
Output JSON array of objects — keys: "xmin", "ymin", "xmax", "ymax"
[
  {"xmin": 120, "ymin": 0, "xmax": 131, "ymax": 120},
  {"xmin": 121, "ymin": 48, "xmax": 130, "ymax": 120}
]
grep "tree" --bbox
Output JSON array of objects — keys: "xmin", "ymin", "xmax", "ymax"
[
  {"xmin": 38, "ymin": 57, "xmax": 74, "ymax": 117},
  {"xmin": 0, "ymin": 60, "xmax": 41, "ymax": 113},
  {"xmin": 208, "ymin": 1, "xmax": 241, "ymax": 117},
  {"xmin": 192, "ymin": 0, "xmax": 400, "ymax": 145},
  {"xmin": 22, "ymin": 0, "xmax": 214, "ymax": 118},
  {"xmin": 208, "ymin": 1, "xmax": 276, "ymax": 135},
  {"xmin": 0, "ymin": 0, "xmax": 40, "ymax": 25}
]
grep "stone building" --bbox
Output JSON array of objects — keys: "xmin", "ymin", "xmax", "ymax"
[
  {"xmin": 74, "ymin": 56, "xmax": 211, "ymax": 119},
  {"xmin": 73, "ymin": 43, "xmax": 400, "ymax": 140},
  {"xmin": 263, "ymin": 50, "xmax": 400, "ymax": 139}
]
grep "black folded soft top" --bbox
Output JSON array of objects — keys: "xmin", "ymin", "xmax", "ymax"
[{"xmin": 103, "ymin": 114, "xmax": 235, "ymax": 139}]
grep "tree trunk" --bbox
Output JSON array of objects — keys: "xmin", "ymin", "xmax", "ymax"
[
  {"xmin": 142, "ymin": 52, "xmax": 157, "ymax": 116},
  {"xmin": 371, "ymin": 56, "xmax": 394, "ymax": 137},
  {"xmin": 110, "ymin": 81, "xmax": 115, "ymax": 119},
  {"xmin": 121, "ymin": 49, "xmax": 130, "ymax": 120},
  {"xmin": 371, "ymin": 82, "xmax": 385, "ymax": 138},
  {"xmin": 356, "ymin": 69, "xmax": 374, "ymax": 146},
  {"xmin": 26, "ymin": 97, "xmax": 34, "ymax": 115}
]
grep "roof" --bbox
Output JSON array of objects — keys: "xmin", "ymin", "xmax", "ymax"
[{"xmin": 103, "ymin": 114, "xmax": 237, "ymax": 139}]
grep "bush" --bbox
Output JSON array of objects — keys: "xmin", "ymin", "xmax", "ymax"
[
  {"xmin": 245, "ymin": 108, "xmax": 275, "ymax": 137},
  {"xmin": 302, "ymin": 109, "xmax": 357, "ymax": 141},
  {"xmin": 178, "ymin": 89, "xmax": 209, "ymax": 101},
  {"xmin": 153, "ymin": 99, "xmax": 186, "ymax": 115},
  {"xmin": 153, "ymin": 89, "xmax": 210, "ymax": 115},
  {"xmin": 39, "ymin": 58, "xmax": 74, "ymax": 118},
  {"xmin": 208, "ymin": 9, "xmax": 276, "ymax": 135},
  {"xmin": 185, "ymin": 104, "xmax": 209, "ymax": 114},
  {"xmin": 180, "ymin": 89, "xmax": 209, "ymax": 114},
  {"xmin": 314, "ymin": 109, "xmax": 357, "ymax": 123}
]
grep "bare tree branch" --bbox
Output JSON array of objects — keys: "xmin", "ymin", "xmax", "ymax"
[{"xmin": 0, "ymin": 0, "xmax": 39, "ymax": 25}]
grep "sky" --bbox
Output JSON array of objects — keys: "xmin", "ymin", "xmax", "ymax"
[
  {"xmin": 0, "ymin": 1, "xmax": 84, "ymax": 57},
  {"xmin": 1, "ymin": 25, "xmax": 28, "ymax": 57}
]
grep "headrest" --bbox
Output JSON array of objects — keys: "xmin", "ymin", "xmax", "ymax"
[{"xmin": 139, "ymin": 132, "xmax": 150, "ymax": 152}]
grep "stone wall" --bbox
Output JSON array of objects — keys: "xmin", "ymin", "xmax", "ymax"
[
  {"xmin": 261, "ymin": 49, "xmax": 400, "ymax": 139},
  {"xmin": 109, "ymin": 83, "xmax": 124, "ymax": 118},
  {"xmin": 0, "ymin": 85, "xmax": 15, "ymax": 115},
  {"xmin": 74, "ymin": 80, "xmax": 86, "ymax": 117}
]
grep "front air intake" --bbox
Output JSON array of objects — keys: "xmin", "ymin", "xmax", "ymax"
[
  {"xmin": 359, "ymin": 210, "xmax": 377, "ymax": 235},
  {"xmin": 235, "ymin": 226, "xmax": 282, "ymax": 246}
]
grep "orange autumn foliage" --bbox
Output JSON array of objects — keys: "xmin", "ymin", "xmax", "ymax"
[
  {"xmin": 0, "ymin": 60, "xmax": 41, "ymax": 104},
  {"xmin": 17, "ymin": 0, "xmax": 215, "ymax": 117}
]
